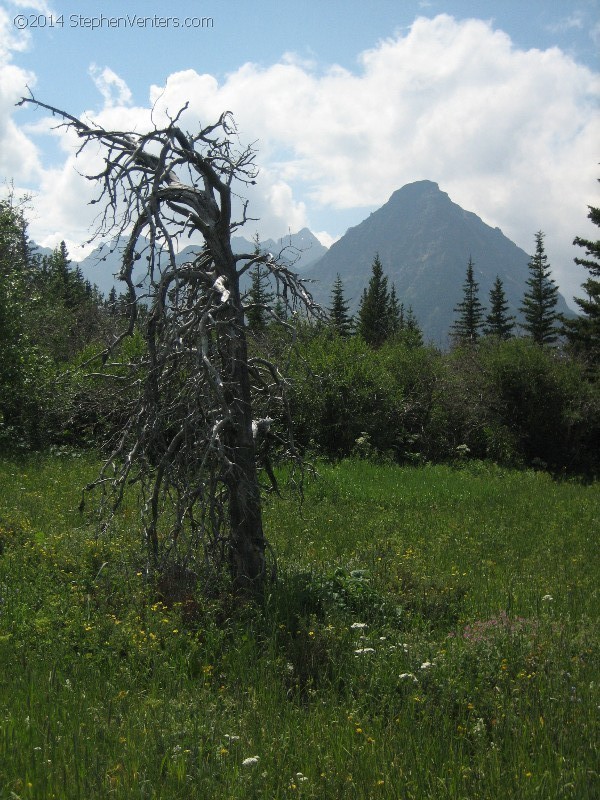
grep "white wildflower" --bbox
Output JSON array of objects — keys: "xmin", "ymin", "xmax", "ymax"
[
  {"xmin": 542, "ymin": 594, "xmax": 553, "ymax": 602},
  {"xmin": 473, "ymin": 718, "xmax": 485, "ymax": 736},
  {"xmin": 296, "ymin": 772, "xmax": 309, "ymax": 782},
  {"xmin": 402, "ymin": 643, "xmax": 409, "ymax": 652},
  {"xmin": 399, "ymin": 672, "xmax": 418, "ymax": 683},
  {"xmin": 350, "ymin": 622, "xmax": 367, "ymax": 629},
  {"xmin": 224, "ymin": 734, "xmax": 240, "ymax": 742},
  {"xmin": 420, "ymin": 661, "xmax": 433, "ymax": 670},
  {"xmin": 354, "ymin": 647, "xmax": 375, "ymax": 654},
  {"xmin": 242, "ymin": 756, "xmax": 260, "ymax": 767}
]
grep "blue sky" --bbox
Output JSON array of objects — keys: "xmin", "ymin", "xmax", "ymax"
[
  {"xmin": 1, "ymin": 0, "xmax": 599, "ymax": 303},
  {"xmin": 12, "ymin": 1, "xmax": 600, "ymax": 103}
]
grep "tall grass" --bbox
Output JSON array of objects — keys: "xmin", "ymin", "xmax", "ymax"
[{"xmin": 0, "ymin": 453, "xmax": 598, "ymax": 798}]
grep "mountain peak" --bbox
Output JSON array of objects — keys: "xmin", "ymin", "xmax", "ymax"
[
  {"xmin": 387, "ymin": 180, "xmax": 451, "ymax": 208},
  {"xmin": 398, "ymin": 179, "xmax": 439, "ymax": 191},
  {"xmin": 307, "ymin": 180, "xmax": 573, "ymax": 345}
]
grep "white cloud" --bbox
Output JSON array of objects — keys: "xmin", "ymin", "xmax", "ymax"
[
  {"xmin": 10, "ymin": 0, "xmax": 52, "ymax": 12},
  {"xmin": 0, "ymin": 5, "xmax": 44, "ymax": 186},
  {"xmin": 89, "ymin": 65, "xmax": 133, "ymax": 108},
  {"xmin": 547, "ymin": 13, "xmax": 584, "ymax": 33},
  {"xmin": 3, "ymin": 13, "xmax": 599, "ymax": 304},
  {"xmin": 314, "ymin": 230, "xmax": 339, "ymax": 248}
]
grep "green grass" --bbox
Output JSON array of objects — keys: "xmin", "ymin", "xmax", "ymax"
[{"xmin": 0, "ymin": 454, "xmax": 598, "ymax": 799}]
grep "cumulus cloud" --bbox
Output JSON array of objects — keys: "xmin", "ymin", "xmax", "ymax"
[
  {"xmin": 133, "ymin": 15, "xmax": 598, "ymax": 300},
  {"xmin": 314, "ymin": 230, "xmax": 339, "ymax": 248},
  {"xmin": 4, "ymin": 13, "xmax": 599, "ymax": 302},
  {"xmin": 89, "ymin": 65, "xmax": 133, "ymax": 108},
  {"xmin": 0, "ymin": 5, "xmax": 44, "ymax": 186}
]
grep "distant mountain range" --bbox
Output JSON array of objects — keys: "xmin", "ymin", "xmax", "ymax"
[
  {"xmin": 305, "ymin": 180, "xmax": 573, "ymax": 345},
  {"xmin": 56, "ymin": 228, "xmax": 327, "ymax": 300},
  {"xmin": 34, "ymin": 180, "xmax": 574, "ymax": 345}
]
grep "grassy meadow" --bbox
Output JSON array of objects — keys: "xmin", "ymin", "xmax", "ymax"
[{"xmin": 0, "ymin": 453, "xmax": 598, "ymax": 799}]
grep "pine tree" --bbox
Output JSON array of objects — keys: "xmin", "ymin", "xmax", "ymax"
[
  {"xmin": 328, "ymin": 273, "xmax": 353, "ymax": 337},
  {"xmin": 520, "ymin": 231, "xmax": 559, "ymax": 345},
  {"xmin": 403, "ymin": 305, "xmax": 424, "ymax": 348},
  {"xmin": 272, "ymin": 296, "xmax": 287, "ymax": 324},
  {"xmin": 450, "ymin": 256, "xmax": 485, "ymax": 344},
  {"xmin": 107, "ymin": 286, "xmax": 118, "ymax": 312},
  {"xmin": 357, "ymin": 254, "xmax": 391, "ymax": 347},
  {"xmin": 387, "ymin": 284, "xmax": 402, "ymax": 337},
  {"xmin": 246, "ymin": 261, "xmax": 274, "ymax": 333},
  {"xmin": 563, "ymin": 194, "xmax": 600, "ymax": 362},
  {"xmin": 484, "ymin": 275, "xmax": 515, "ymax": 339}
]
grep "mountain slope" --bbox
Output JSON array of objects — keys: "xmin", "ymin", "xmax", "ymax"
[
  {"xmin": 71, "ymin": 228, "xmax": 326, "ymax": 299},
  {"xmin": 308, "ymin": 180, "xmax": 573, "ymax": 345}
]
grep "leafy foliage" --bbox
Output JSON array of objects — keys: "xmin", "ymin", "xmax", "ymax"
[
  {"xmin": 286, "ymin": 327, "xmax": 599, "ymax": 474},
  {"xmin": 0, "ymin": 196, "xmax": 56, "ymax": 448},
  {"xmin": 288, "ymin": 332, "xmax": 404, "ymax": 458}
]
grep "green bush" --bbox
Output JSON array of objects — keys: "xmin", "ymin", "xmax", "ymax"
[
  {"xmin": 478, "ymin": 338, "xmax": 600, "ymax": 473},
  {"xmin": 288, "ymin": 332, "xmax": 404, "ymax": 458},
  {"xmin": 285, "ymin": 331, "xmax": 599, "ymax": 475}
]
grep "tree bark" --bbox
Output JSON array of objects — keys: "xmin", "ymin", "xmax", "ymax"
[{"xmin": 217, "ymin": 238, "xmax": 267, "ymax": 591}]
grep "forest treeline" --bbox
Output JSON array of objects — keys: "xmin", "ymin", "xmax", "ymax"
[{"xmin": 1, "ymin": 191, "xmax": 599, "ymax": 475}]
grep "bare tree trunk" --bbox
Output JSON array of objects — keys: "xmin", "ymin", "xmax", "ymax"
[
  {"xmin": 18, "ymin": 93, "xmax": 321, "ymax": 596},
  {"xmin": 218, "ymin": 240, "xmax": 267, "ymax": 590}
]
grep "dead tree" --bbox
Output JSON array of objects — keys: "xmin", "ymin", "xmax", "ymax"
[{"xmin": 18, "ymin": 93, "xmax": 321, "ymax": 594}]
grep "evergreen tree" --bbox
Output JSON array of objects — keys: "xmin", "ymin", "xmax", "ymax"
[
  {"xmin": 357, "ymin": 254, "xmax": 391, "ymax": 347},
  {"xmin": 246, "ymin": 261, "xmax": 274, "ymax": 333},
  {"xmin": 484, "ymin": 275, "xmax": 515, "ymax": 339},
  {"xmin": 451, "ymin": 256, "xmax": 485, "ymax": 344},
  {"xmin": 563, "ymin": 194, "xmax": 600, "ymax": 362},
  {"xmin": 32, "ymin": 241, "xmax": 107, "ymax": 361},
  {"xmin": 387, "ymin": 284, "xmax": 402, "ymax": 337},
  {"xmin": 403, "ymin": 305, "xmax": 424, "ymax": 348},
  {"xmin": 520, "ymin": 231, "xmax": 559, "ymax": 345},
  {"xmin": 0, "ymin": 194, "xmax": 50, "ymax": 445},
  {"xmin": 107, "ymin": 286, "xmax": 118, "ymax": 315},
  {"xmin": 328, "ymin": 273, "xmax": 353, "ymax": 337},
  {"xmin": 272, "ymin": 296, "xmax": 287, "ymax": 324}
]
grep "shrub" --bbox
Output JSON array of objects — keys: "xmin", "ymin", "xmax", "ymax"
[
  {"xmin": 288, "ymin": 332, "xmax": 404, "ymax": 458},
  {"xmin": 478, "ymin": 338, "xmax": 600, "ymax": 474}
]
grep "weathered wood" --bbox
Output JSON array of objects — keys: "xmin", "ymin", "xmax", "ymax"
[{"xmin": 18, "ymin": 92, "xmax": 320, "ymax": 593}]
